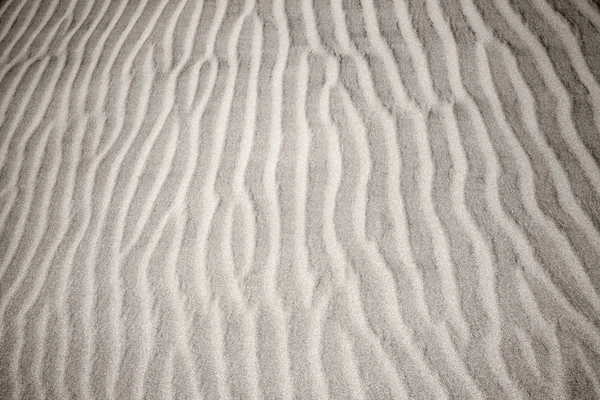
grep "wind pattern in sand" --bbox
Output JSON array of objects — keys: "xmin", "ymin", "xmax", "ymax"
[{"xmin": 1, "ymin": 0, "xmax": 600, "ymax": 398}]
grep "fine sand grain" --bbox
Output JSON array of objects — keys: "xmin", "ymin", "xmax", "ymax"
[{"xmin": 1, "ymin": 0, "xmax": 600, "ymax": 398}]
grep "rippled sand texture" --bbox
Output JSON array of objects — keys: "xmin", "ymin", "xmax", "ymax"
[{"xmin": 1, "ymin": 0, "xmax": 600, "ymax": 398}]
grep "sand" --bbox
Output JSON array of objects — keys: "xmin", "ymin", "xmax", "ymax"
[{"xmin": 1, "ymin": 0, "xmax": 600, "ymax": 398}]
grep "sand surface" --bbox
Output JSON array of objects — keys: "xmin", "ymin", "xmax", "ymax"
[{"xmin": 1, "ymin": 0, "xmax": 600, "ymax": 398}]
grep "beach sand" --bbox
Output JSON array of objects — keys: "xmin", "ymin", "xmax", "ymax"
[{"xmin": 1, "ymin": 0, "xmax": 600, "ymax": 398}]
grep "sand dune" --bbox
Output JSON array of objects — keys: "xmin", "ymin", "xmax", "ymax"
[{"xmin": 1, "ymin": 0, "xmax": 600, "ymax": 398}]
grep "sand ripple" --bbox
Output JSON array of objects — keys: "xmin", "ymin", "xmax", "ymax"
[{"xmin": 1, "ymin": 0, "xmax": 600, "ymax": 398}]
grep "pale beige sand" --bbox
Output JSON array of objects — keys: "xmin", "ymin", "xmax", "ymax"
[{"xmin": 1, "ymin": 0, "xmax": 600, "ymax": 398}]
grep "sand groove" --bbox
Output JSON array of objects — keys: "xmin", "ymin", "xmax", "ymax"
[{"xmin": 1, "ymin": 0, "xmax": 600, "ymax": 398}]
